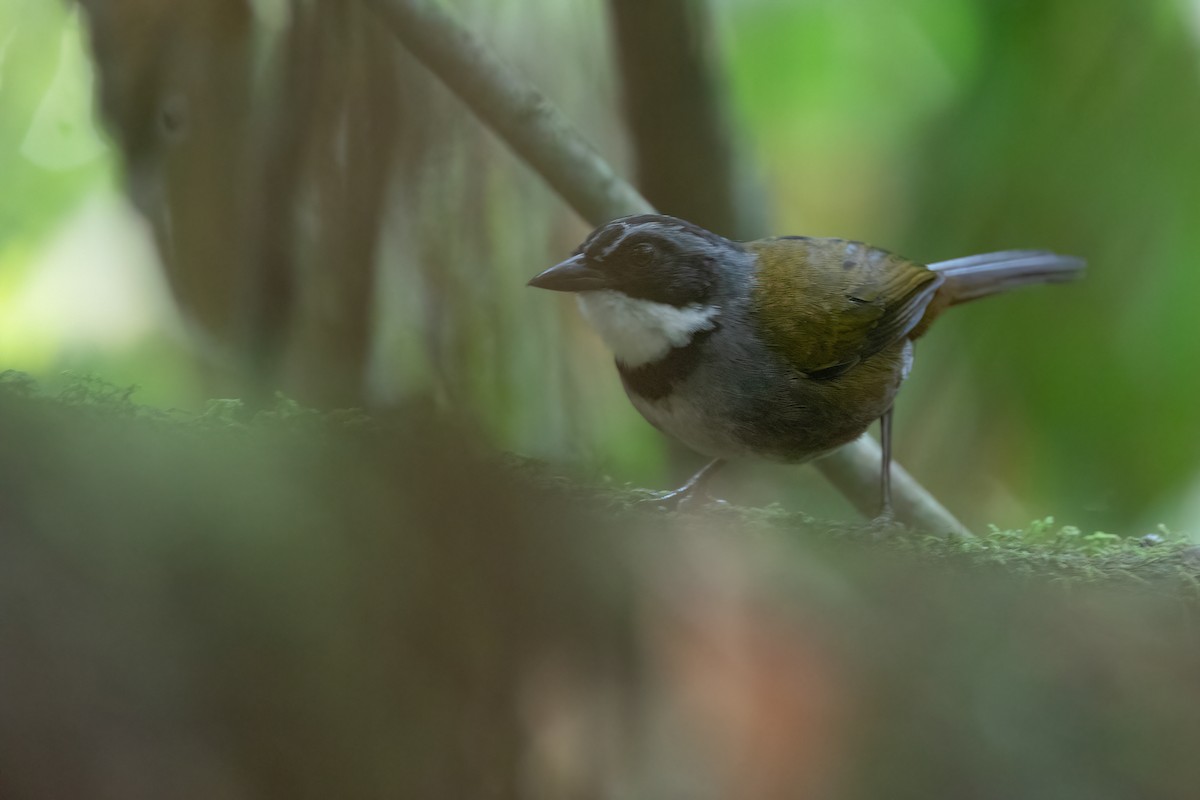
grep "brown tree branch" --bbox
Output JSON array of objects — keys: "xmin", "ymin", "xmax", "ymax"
[
  {"xmin": 363, "ymin": 0, "xmax": 650, "ymax": 225},
  {"xmin": 364, "ymin": 0, "xmax": 970, "ymax": 537}
]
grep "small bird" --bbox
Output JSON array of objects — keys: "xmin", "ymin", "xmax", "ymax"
[{"xmin": 528, "ymin": 214, "xmax": 1084, "ymax": 520}]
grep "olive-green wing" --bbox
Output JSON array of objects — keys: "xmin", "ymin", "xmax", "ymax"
[{"xmin": 748, "ymin": 237, "xmax": 943, "ymax": 377}]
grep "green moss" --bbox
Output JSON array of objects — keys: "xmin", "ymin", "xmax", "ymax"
[
  {"xmin": 541, "ymin": 477, "xmax": 1200, "ymax": 600},
  {"xmin": 4, "ymin": 371, "xmax": 1196, "ymax": 599}
]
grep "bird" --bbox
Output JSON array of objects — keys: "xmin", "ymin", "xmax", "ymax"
[{"xmin": 528, "ymin": 214, "xmax": 1084, "ymax": 521}]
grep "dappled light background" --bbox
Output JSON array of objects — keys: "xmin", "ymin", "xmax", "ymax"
[{"xmin": 3, "ymin": 0, "xmax": 1200, "ymax": 535}]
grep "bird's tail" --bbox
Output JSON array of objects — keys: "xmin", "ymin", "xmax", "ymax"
[{"xmin": 929, "ymin": 250, "xmax": 1086, "ymax": 307}]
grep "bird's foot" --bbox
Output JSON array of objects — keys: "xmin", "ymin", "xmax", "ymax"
[
  {"xmin": 634, "ymin": 459, "xmax": 728, "ymax": 513},
  {"xmin": 636, "ymin": 486, "xmax": 729, "ymax": 513},
  {"xmin": 868, "ymin": 508, "xmax": 907, "ymax": 538}
]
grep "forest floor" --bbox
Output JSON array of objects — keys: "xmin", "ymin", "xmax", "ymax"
[
  {"xmin": 513, "ymin": 457, "xmax": 1200, "ymax": 602},
  {"xmin": 5, "ymin": 369, "xmax": 1198, "ymax": 602}
]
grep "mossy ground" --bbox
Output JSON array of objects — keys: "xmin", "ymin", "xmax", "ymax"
[
  {"xmin": 5, "ymin": 369, "xmax": 1198, "ymax": 601},
  {"xmin": 512, "ymin": 447, "xmax": 1200, "ymax": 601}
]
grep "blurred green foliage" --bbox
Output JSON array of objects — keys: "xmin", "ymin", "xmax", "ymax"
[
  {"xmin": 0, "ymin": 0, "xmax": 111, "ymax": 245},
  {"xmin": 2, "ymin": 0, "xmax": 1199, "ymax": 534},
  {"xmin": 901, "ymin": 0, "xmax": 1200, "ymax": 535}
]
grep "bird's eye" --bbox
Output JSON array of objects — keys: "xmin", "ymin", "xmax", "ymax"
[{"xmin": 630, "ymin": 242, "xmax": 655, "ymax": 265}]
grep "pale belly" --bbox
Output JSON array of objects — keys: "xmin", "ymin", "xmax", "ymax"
[
  {"xmin": 621, "ymin": 339, "xmax": 912, "ymax": 463},
  {"xmin": 627, "ymin": 390, "xmax": 770, "ymax": 461}
]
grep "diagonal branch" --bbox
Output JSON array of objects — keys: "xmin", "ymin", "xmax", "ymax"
[
  {"xmin": 364, "ymin": 0, "xmax": 970, "ymax": 537},
  {"xmin": 363, "ymin": 0, "xmax": 650, "ymax": 225}
]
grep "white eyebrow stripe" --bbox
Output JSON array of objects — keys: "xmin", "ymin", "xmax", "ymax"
[{"xmin": 596, "ymin": 221, "xmax": 632, "ymax": 259}]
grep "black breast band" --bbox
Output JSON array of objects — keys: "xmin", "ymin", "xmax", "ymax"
[{"xmin": 616, "ymin": 324, "xmax": 719, "ymax": 401}]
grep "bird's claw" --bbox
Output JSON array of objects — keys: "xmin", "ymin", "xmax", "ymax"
[
  {"xmin": 636, "ymin": 488, "xmax": 728, "ymax": 513},
  {"xmin": 868, "ymin": 510, "xmax": 906, "ymax": 538}
]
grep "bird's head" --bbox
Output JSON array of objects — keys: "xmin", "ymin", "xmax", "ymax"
[
  {"xmin": 528, "ymin": 214, "xmax": 735, "ymax": 306},
  {"xmin": 528, "ymin": 215, "xmax": 739, "ymax": 367}
]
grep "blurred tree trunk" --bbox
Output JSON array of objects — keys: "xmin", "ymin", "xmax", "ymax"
[
  {"xmin": 75, "ymin": 0, "xmax": 400, "ymax": 407},
  {"xmin": 607, "ymin": 0, "xmax": 763, "ymax": 241},
  {"xmin": 284, "ymin": 3, "xmax": 400, "ymax": 407},
  {"xmin": 75, "ymin": 0, "xmax": 258, "ymax": 380}
]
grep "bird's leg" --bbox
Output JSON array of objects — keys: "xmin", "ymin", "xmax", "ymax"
[
  {"xmin": 643, "ymin": 458, "xmax": 727, "ymax": 510},
  {"xmin": 873, "ymin": 407, "xmax": 896, "ymax": 526}
]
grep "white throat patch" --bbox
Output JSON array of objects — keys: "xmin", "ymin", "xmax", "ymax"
[{"xmin": 576, "ymin": 290, "xmax": 718, "ymax": 368}]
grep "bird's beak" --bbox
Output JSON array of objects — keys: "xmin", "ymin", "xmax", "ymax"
[{"xmin": 527, "ymin": 254, "xmax": 608, "ymax": 292}]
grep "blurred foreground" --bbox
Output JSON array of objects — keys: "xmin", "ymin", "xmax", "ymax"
[{"xmin": 2, "ymin": 375, "xmax": 1198, "ymax": 799}]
